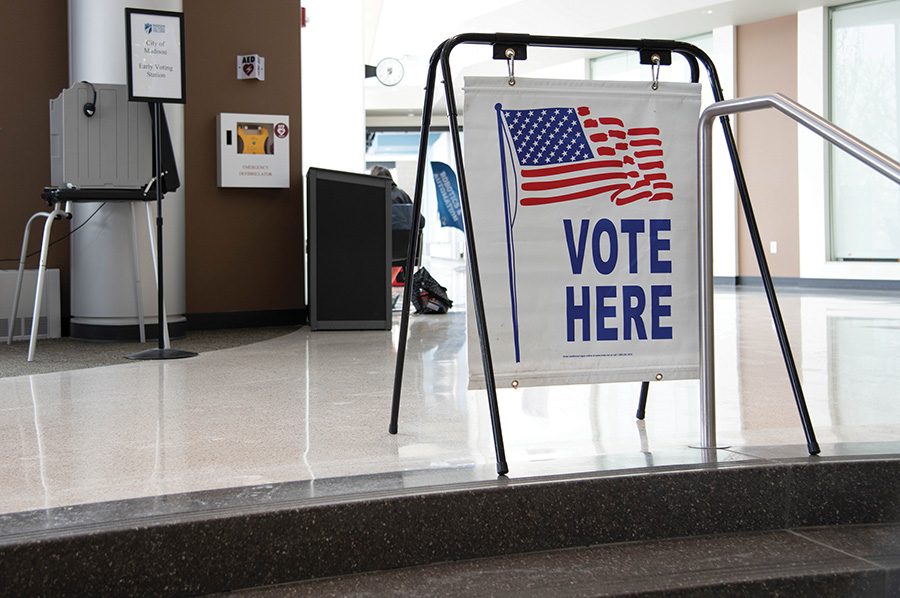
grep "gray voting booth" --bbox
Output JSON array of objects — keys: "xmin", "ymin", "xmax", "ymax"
[
  {"xmin": 50, "ymin": 82, "xmax": 154, "ymax": 188},
  {"xmin": 8, "ymin": 82, "xmax": 178, "ymax": 361}
]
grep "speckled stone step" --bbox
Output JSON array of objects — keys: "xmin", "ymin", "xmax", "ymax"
[
  {"xmin": 2, "ymin": 456, "xmax": 900, "ymax": 596},
  {"xmin": 220, "ymin": 524, "xmax": 900, "ymax": 597}
]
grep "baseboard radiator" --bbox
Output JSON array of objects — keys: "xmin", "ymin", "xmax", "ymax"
[{"xmin": 0, "ymin": 269, "xmax": 61, "ymax": 341}]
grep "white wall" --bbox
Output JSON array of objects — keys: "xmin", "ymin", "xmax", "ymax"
[
  {"xmin": 300, "ymin": 0, "xmax": 366, "ymax": 304},
  {"xmin": 301, "ymin": 0, "xmax": 366, "ymax": 174}
]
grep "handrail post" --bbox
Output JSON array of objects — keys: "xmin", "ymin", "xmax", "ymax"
[
  {"xmin": 698, "ymin": 107, "xmax": 717, "ymax": 449},
  {"xmin": 699, "ymin": 92, "xmax": 900, "ymax": 455}
]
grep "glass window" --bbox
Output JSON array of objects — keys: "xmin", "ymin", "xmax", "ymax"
[
  {"xmin": 365, "ymin": 130, "xmax": 466, "ymax": 260},
  {"xmin": 830, "ymin": 0, "xmax": 900, "ymax": 260},
  {"xmin": 588, "ymin": 33, "xmax": 714, "ymax": 108}
]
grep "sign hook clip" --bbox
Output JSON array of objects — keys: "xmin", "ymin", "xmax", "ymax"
[
  {"xmin": 650, "ymin": 53, "xmax": 661, "ymax": 91},
  {"xmin": 505, "ymin": 48, "xmax": 516, "ymax": 86}
]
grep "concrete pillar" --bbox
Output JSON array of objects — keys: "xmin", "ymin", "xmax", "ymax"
[{"xmin": 68, "ymin": 0, "xmax": 186, "ymax": 339}]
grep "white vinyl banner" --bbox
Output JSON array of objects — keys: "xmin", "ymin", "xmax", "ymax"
[{"xmin": 464, "ymin": 77, "xmax": 701, "ymax": 388}]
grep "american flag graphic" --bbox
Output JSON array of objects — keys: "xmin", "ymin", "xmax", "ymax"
[
  {"xmin": 497, "ymin": 104, "xmax": 673, "ymax": 207},
  {"xmin": 492, "ymin": 103, "xmax": 674, "ymax": 364}
]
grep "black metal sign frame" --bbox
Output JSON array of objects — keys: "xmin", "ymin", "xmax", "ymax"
[{"xmin": 390, "ymin": 33, "xmax": 819, "ymax": 475}]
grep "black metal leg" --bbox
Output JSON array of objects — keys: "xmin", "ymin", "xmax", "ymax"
[
  {"xmin": 125, "ymin": 104, "xmax": 196, "ymax": 362},
  {"xmin": 690, "ymin": 48, "xmax": 819, "ymax": 455},
  {"xmin": 440, "ymin": 42, "xmax": 508, "ymax": 476},
  {"xmin": 636, "ymin": 381, "xmax": 650, "ymax": 420},
  {"xmin": 715, "ymin": 117, "xmax": 820, "ymax": 456},
  {"xmin": 389, "ymin": 43, "xmax": 445, "ymax": 435}
]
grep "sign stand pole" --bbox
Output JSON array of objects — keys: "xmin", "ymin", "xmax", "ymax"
[
  {"xmin": 636, "ymin": 381, "xmax": 650, "ymax": 420},
  {"xmin": 128, "ymin": 102, "xmax": 197, "ymax": 361},
  {"xmin": 389, "ymin": 42, "xmax": 447, "ymax": 434},
  {"xmin": 124, "ymin": 8, "xmax": 194, "ymax": 361}
]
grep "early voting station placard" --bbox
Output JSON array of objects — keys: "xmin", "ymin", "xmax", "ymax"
[
  {"xmin": 123, "ymin": 7, "xmax": 195, "ymax": 362},
  {"xmin": 463, "ymin": 77, "xmax": 701, "ymax": 389},
  {"xmin": 125, "ymin": 8, "xmax": 186, "ymax": 103}
]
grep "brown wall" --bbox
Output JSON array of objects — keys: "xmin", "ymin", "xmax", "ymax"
[
  {"xmin": 0, "ymin": 2, "xmax": 70, "ymax": 324},
  {"xmin": 0, "ymin": 0, "xmax": 303, "ymax": 336},
  {"xmin": 735, "ymin": 15, "xmax": 800, "ymax": 277},
  {"xmin": 734, "ymin": 15, "xmax": 803, "ymax": 431},
  {"xmin": 183, "ymin": 0, "xmax": 304, "ymax": 317}
]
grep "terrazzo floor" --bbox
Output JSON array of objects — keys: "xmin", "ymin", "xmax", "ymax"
[{"xmin": 2, "ymin": 258, "xmax": 900, "ymax": 516}]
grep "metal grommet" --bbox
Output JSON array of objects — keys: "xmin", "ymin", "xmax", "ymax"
[
  {"xmin": 505, "ymin": 48, "xmax": 516, "ymax": 86},
  {"xmin": 655, "ymin": 373, "xmax": 664, "ymax": 381},
  {"xmin": 511, "ymin": 379, "xmax": 519, "ymax": 389}
]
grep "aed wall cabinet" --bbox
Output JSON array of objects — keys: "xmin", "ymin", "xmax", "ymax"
[
  {"xmin": 307, "ymin": 167, "xmax": 392, "ymax": 330},
  {"xmin": 216, "ymin": 113, "xmax": 290, "ymax": 188}
]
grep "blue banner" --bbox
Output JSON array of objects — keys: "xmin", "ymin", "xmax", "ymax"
[{"xmin": 431, "ymin": 161, "xmax": 464, "ymax": 231}]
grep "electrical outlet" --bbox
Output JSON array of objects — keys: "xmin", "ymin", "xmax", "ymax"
[{"xmin": 770, "ymin": 241, "xmax": 777, "ymax": 254}]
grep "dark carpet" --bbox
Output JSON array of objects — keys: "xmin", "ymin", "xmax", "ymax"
[{"xmin": 0, "ymin": 326, "xmax": 302, "ymax": 378}]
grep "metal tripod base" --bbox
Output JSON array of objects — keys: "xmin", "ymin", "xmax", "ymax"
[{"xmin": 126, "ymin": 348, "xmax": 198, "ymax": 360}]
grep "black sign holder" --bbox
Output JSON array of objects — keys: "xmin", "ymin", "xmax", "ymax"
[
  {"xmin": 124, "ymin": 8, "xmax": 196, "ymax": 361},
  {"xmin": 389, "ymin": 34, "xmax": 819, "ymax": 476}
]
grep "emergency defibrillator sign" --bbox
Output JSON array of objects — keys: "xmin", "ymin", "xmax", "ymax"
[
  {"xmin": 463, "ymin": 77, "xmax": 701, "ymax": 388},
  {"xmin": 237, "ymin": 54, "xmax": 266, "ymax": 81}
]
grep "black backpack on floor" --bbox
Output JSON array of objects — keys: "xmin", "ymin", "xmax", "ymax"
[{"xmin": 411, "ymin": 268, "xmax": 453, "ymax": 314}]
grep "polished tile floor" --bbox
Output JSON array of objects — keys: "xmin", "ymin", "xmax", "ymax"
[{"xmin": 2, "ymin": 258, "xmax": 900, "ymax": 515}]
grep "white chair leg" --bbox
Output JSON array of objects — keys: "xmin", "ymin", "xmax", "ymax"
[
  {"xmin": 8, "ymin": 212, "xmax": 50, "ymax": 345},
  {"xmin": 145, "ymin": 203, "xmax": 170, "ymax": 349},
  {"xmin": 130, "ymin": 202, "xmax": 146, "ymax": 343},
  {"xmin": 27, "ymin": 204, "xmax": 66, "ymax": 362}
]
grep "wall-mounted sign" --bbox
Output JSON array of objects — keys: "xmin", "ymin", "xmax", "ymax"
[
  {"xmin": 125, "ymin": 8, "xmax": 186, "ymax": 103},
  {"xmin": 237, "ymin": 54, "xmax": 266, "ymax": 81}
]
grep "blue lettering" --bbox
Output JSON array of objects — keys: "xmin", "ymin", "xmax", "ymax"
[
  {"xmin": 620, "ymin": 219, "xmax": 645, "ymax": 274},
  {"xmin": 563, "ymin": 219, "xmax": 590, "ymax": 275},
  {"xmin": 591, "ymin": 218, "xmax": 618, "ymax": 275},
  {"xmin": 650, "ymin": 219, "xmax": 672, "ymax": 274},
  {"xmin": 564, "ymin": 284, "xmax": 673, "ymax": 342},
  {"xmin": 622, "ymin": 285, "xmax": 647, "ymax": 340},
  {"xmin": 651, "ymin": 285, "xmax": 673, "ymax": 339},
  {"xmin": 566, "ymin": 286, "xmax": 591, "ymax": 341},
  {"xmin": 596, "ymin": 286, "xmax": 617, "ymax": 341}
]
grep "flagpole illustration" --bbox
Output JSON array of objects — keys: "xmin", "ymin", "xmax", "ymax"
[{"xmin": 495, "ymin": 103, "xmax": 522, "ymax": 363}]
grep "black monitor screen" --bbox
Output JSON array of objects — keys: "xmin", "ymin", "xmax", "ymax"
[{"xmin": 307, "ymin": 168, "xmax": 391, "ymax": 329}]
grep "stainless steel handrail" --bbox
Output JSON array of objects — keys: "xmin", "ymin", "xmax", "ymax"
[{"xmin": 698, "ymin": 92, "xmax": 900, "ymax": 448}]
